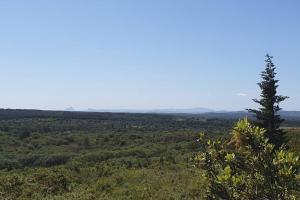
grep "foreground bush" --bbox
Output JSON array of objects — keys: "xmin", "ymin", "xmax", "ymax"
[
  {"xmin": 196, "ymin": 118, "xmax": 300, "ymax": 200},
  {"xmin": 0, "ymin": 168, "xmax": 71, "ymax": 199}
]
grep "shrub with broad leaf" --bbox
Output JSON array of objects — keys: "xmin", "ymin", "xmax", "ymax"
[{"xmin": 195, "ymin": 118, "xmax": 300, "ymax": 200}]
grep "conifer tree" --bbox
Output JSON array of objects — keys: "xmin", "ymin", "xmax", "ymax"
[{"xmin": 248, "ymin": 54, "xmax": 289, "ymax": 148}]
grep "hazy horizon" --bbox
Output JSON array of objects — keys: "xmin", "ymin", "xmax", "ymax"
[
  {"xmin": 1, "ymin": 1, "xmax": 300, "ymax": 111},
  {"xmin": 1, "ymin": 106, "xmax": 300, "ymax": 113}
]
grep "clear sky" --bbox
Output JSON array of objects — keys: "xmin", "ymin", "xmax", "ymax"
[{"xmin": 0, "ymin": 0, "xmax": 299, "ymax": 111}]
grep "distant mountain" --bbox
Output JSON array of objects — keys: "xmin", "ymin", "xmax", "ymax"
[
  {"xmin": 65, "ymin": 107, "xmax": 75, "ymax": 111},
  {"xmin": 86, "ymin": 108, "xmax": 143, "ymax": 113},
  {"xmin": 86, "ymin": 107, "xmax": 215, "ymax": 114},
  {"xmin": 150, "ymin": 107, "xmax": 215, "ymax": 114}
]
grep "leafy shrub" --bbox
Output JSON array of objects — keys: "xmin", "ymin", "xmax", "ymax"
[
  {"xmin": 0, "ymin": 169, "xmax": 71, "ymax": 199},
  {"xmin": 0, "ymin": 174, "xmax": 24, "ymax": 199},
  {"xmin": 195, "ymin": 118, "xmax": 300, "ymax": 200},
  {"xmin": 29, "ymin": 169, "xmax": 71, "ymax": 196}
]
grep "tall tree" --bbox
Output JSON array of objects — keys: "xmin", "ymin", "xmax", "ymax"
[{"xmin": 248, "ymin": 54, "xmax": 289, "ymax": 148}]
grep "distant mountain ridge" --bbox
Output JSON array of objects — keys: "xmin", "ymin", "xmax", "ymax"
[
  {"xmin": 86, "ymin": 107, "xmax": 215, "ymax": 114},
  {"xmin": 150, "ymin": 107, "xmax": 215, "ymax": 114}
]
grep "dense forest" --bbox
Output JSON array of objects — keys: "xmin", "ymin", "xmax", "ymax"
[{"xmin": 0, "ymin": 109, "xmax": 299, "ymax": 199}]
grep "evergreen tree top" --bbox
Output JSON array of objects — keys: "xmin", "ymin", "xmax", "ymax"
[{"xmin": 247, "ymin": 54, "xmax": 289, "ymax": 149}]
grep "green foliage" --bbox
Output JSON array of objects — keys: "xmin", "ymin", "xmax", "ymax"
[
  {"xmin": 248, "ymin": 54, "xmax": 289, "ymax": 149},
  {"xmin": 0, "ymin": 168, "xmax": 71, "ymax": 199},
  {"xmin": 0, "ymin": 111, "xmax": 300, "ymax": 199},
  {"xmin": 196, "ymin": 118, "xmax": 300, "ymax": 200},
  {"xmin": 0, "ymin": 112, "xmax": 211, "ymax": 199}
]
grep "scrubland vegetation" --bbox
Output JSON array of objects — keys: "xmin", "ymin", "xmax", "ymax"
[
  {"xmin": 0, "ymin": 110, "xmax": 228, "ymax": 200},
  {"xmin": 0, "ymin": 110, "xmax": 299, "ymax": 199}
]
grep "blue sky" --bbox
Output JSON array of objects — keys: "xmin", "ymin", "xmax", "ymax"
[{"xmin": 0, "ymin": 0, "xmax": 299, "ymax": 111}]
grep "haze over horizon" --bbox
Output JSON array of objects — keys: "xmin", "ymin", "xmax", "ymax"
[{"xmin": 1, "ymin": 0, "xmax": 300, "ymax": 111}]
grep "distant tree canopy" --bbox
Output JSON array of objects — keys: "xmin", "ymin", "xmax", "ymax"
[{"xmin": 248, "ymin": 54, "xmax": 289, "ymax": 149}]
